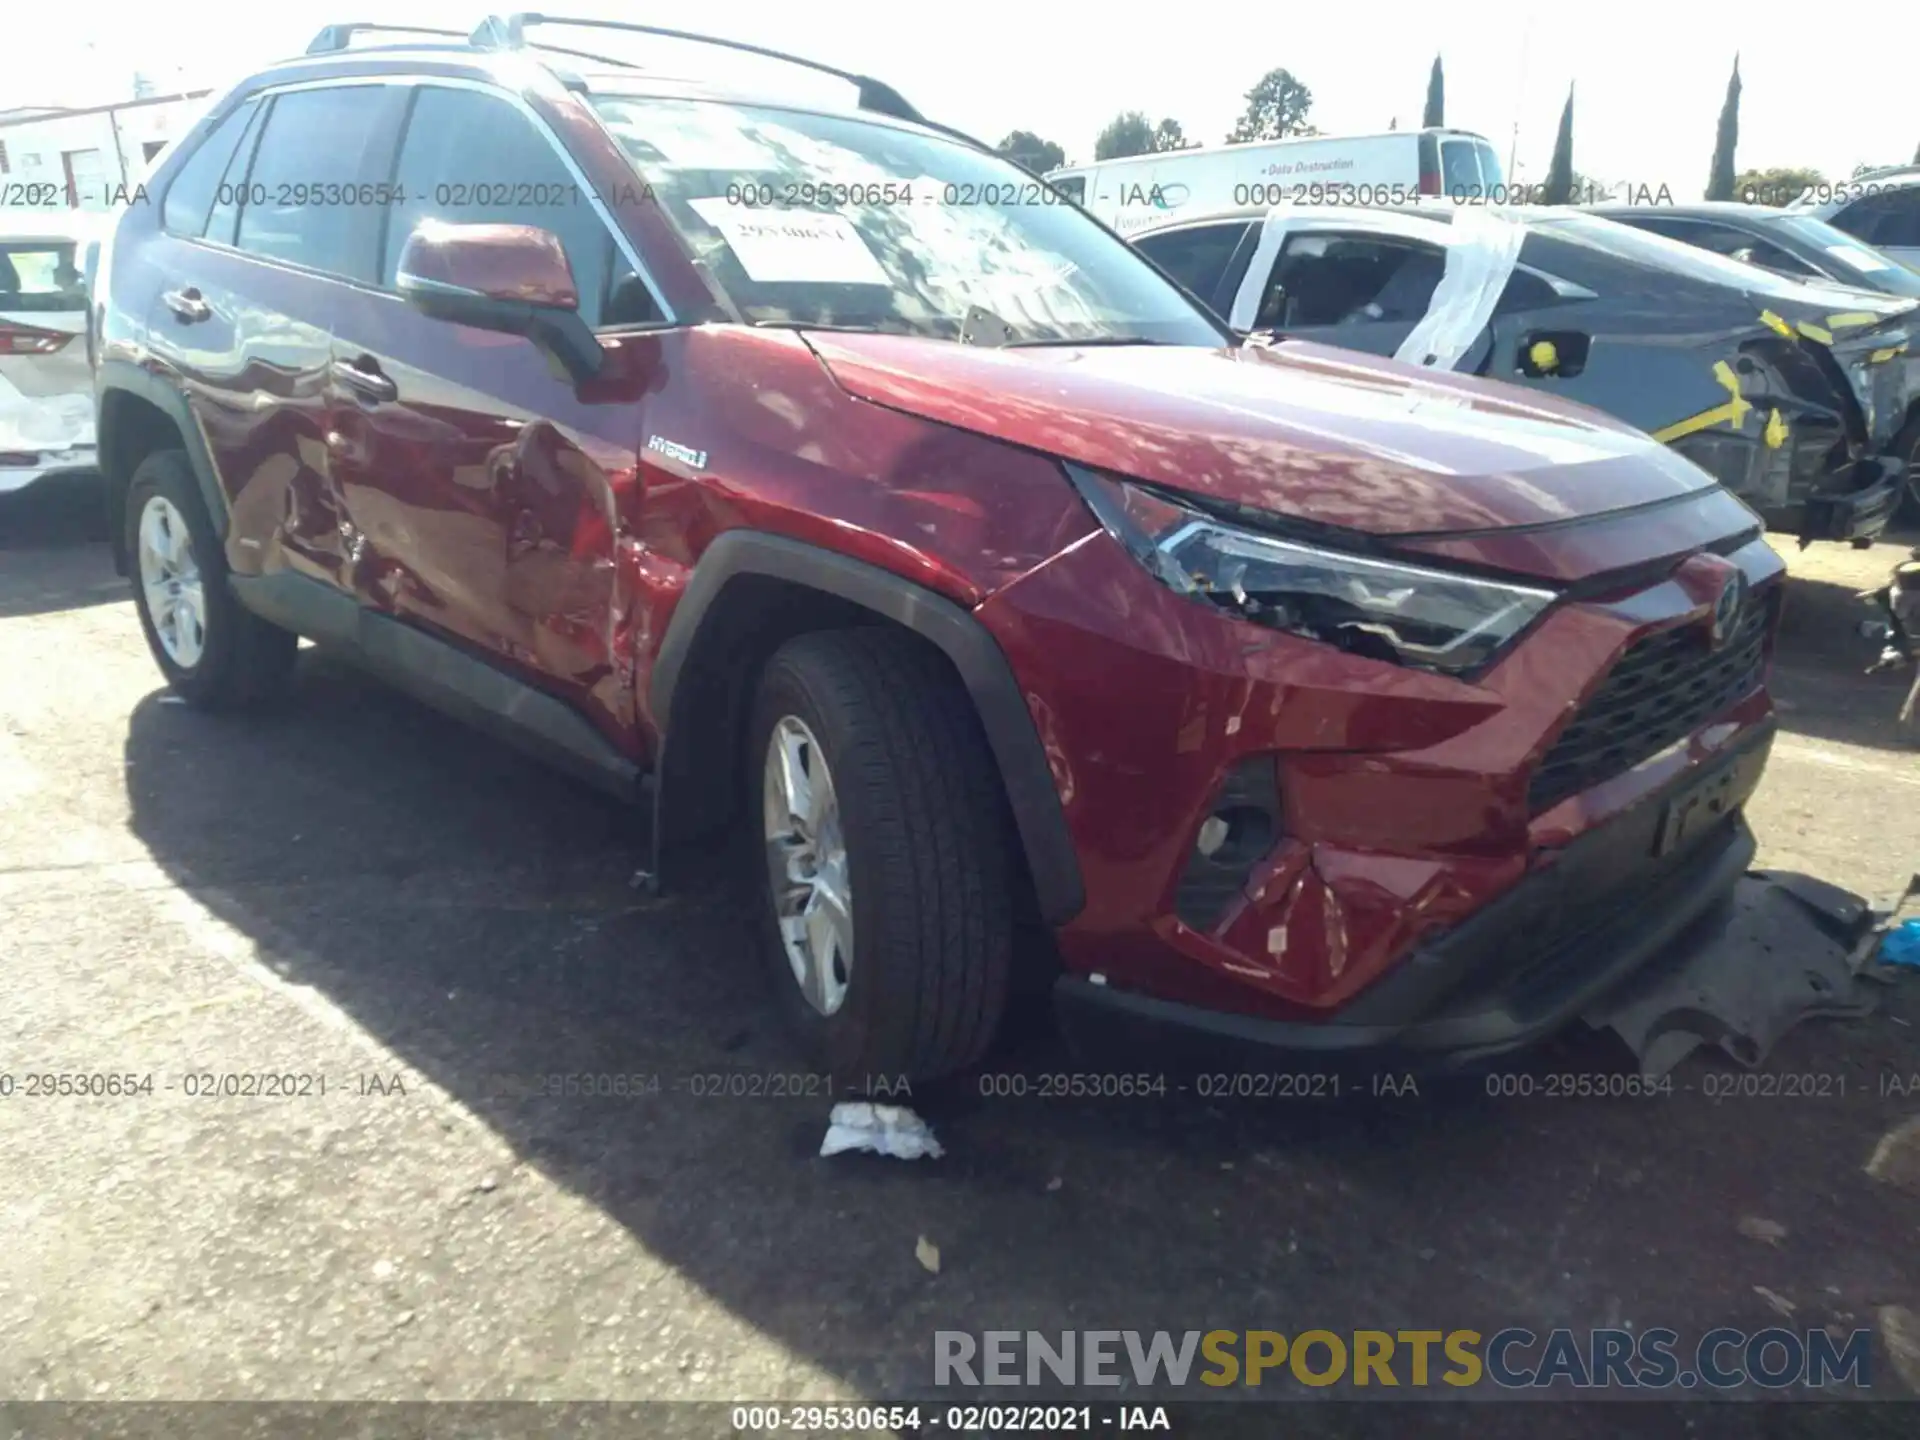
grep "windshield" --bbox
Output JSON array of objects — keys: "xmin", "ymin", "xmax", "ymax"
[
  {"xmin": 1531, "ymin": 213, "xmax": 1911, "ymax": 311},
  {"xmin": 590, "ymin": 97, "xmax": 1226, "ymax": 345},
  {"xmin": 1761, "ymin": 213, "xmax": 1920, "ymax": 298}
]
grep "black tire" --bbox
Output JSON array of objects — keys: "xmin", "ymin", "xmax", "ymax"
[
  {"xmin": 125, "ymin": 449, "xmax": 296, "ymax": 709},
  {"xmin": 746, "ymin": 628, "xmax": 1016, "ymax": 1083}
]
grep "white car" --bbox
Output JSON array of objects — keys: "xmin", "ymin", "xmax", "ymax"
[
  {"xmin": 1793, "ymin": 169, "xmax": 1920, "ymax": 274},
  {"xmin": 1046, "ymin": 129, "xmax": 1505, "ymax": 237},
  {"xmin": 0, "ymin": 211, "xmax": 106, "ymax": 494}
]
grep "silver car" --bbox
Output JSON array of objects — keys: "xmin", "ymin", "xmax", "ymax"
[{"xmin": 0, "ymin": 211, "xmax": 104, "ymax": 495}]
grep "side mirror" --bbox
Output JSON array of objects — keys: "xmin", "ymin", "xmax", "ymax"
[{"xmin": 395, "ymin": 221, "xmax": 603, "ymax": 384}]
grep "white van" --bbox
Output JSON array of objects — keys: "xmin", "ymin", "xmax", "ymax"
[{"xmin": 1047, "ymin": 129, "xmax": 1506, "ymax": 236}]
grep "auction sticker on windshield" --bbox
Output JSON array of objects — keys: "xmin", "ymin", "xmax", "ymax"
[{"xmin": 688, "ymin": 198, "xmax": 888, "ymax": 285}]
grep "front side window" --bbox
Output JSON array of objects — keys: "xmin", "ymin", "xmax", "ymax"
[
  {"xmin": 589, "ymin": 96, "xmax": 1224, "ymax": 345},
  {"xmin": 1260, "ymin": 232, "xmax": 1446, "ymax": 329},
  {"xmin": 380, "ymin": 87, "xmax": 657, "ymax": 328},
  {"xmin": 1050, "ymin": 174, "xmax": 1087, "ymax": 205},
  {"xmin": 0, "ymin": 240, "xmax": 87, "ymax": 312},
  {"xmin": 234, "ymin": 86, "xmax": 390, "ymax": 281}
]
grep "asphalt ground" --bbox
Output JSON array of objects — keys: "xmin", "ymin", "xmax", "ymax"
[{"xmin": 2, "ymin": 477, "xmax": 1918, "ymax": 1440}]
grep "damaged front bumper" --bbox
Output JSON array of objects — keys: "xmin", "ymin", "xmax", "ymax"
[
  {"xmin": 1803, "ymin": 452, "xmax": 1904, "ymax": 543},
  {"xmin": 1058, "ymin": 725, "xmax": 1785, "ymax": 1074}
]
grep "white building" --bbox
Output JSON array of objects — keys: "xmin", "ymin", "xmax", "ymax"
[{"xmin": 0, "ymin": 92, "xmax": 213, "ymax": 218}]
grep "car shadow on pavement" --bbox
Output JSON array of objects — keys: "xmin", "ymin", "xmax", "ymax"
[
  {"xmin": 0, "ymin": 476, "xmax": 124, "ymax": 620},
  {"xmin": 118, "ymin": 656, "xmax": 1920, "ymax": 1409}
]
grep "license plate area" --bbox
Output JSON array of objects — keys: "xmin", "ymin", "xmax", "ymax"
[{"xmin": 1652, "ymin": 749, "xmax": 1760, "ymax": 858}]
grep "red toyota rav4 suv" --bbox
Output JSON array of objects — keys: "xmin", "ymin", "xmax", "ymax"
[{"xmin": 94, "ymin": 16, "xmax": 1782, "ymax": 1083}]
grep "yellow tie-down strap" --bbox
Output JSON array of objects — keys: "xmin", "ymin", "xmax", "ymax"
[{"xmin": 1651, "ymin": 361, "xmax": 1754, "ymax": 444}]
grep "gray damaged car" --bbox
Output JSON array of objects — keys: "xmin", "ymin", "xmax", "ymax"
[{"xmin": 1131, "ymin": 204, "xmax": 1917, "ymax": 546}]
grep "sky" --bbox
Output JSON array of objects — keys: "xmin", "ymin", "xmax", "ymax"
[{"xmin": 4, "ymin": 0, "xmax": 1916, "ymax": 197}]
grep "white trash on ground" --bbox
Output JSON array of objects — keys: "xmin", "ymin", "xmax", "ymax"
[{"xmin": 820, "ymin": 1102, "xmax": 944, "ymax": 1160}]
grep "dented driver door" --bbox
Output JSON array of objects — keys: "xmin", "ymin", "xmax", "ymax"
[{"xmin": 324, "ymin": 82, "xmax": 664, "ymax": 740}]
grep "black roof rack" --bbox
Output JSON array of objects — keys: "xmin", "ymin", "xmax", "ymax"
[
  {"xmin": 305, "ymin": 23, "xmax": 472, "ymax": 54},
  {"xmin": 468, "ymin": 12, "xmax": 928, "ymax": 125}
]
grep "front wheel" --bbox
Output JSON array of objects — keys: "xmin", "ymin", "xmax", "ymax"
[
  {"xmin": 126, "ymin": 449, "xmax": 296, "ymax": 708},
  {"xmin": 747, "ymin": 628, "xmax": 1017, "ymax": 1083}
]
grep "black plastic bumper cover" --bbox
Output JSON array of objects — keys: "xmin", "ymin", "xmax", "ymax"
[
  {"xmin": 1806, "ymin": 454, "xmax": 1903, "ymax": 541},
  {"xmin": 1057, "ymin": 723, "xmax": 1775, "ymax": 1073}
]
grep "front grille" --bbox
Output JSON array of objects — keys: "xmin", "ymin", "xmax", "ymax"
[{"xmin": 1528, "ymin": 589, "xmax": 1773, "ymax": 814}]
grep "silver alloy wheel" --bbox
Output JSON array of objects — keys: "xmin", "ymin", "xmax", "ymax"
[
  {"xmin": 136, "ymin": 494, "xmax": 207, "ymax": 669},
  {"xmin": 762, "ymin": 714, "xmax": 853, "ymax": 1016}
]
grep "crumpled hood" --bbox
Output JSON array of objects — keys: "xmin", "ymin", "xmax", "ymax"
[{"xmin": 801, "ymin": 333, "xmax": 1717, "ymax": 537}]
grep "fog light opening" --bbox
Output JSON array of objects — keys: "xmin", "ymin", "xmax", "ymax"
[{"xmin": 1195, "ymin": 805, "xmax": 1275, "ymax": 867}]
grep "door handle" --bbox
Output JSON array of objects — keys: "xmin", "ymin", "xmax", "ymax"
[
  {"xmin": 162, "ymin": 287, "xmax": 210, "ymax": 323},
  {"xmin": 331, "ymin": 357, "xmax": 398, "ymax": 403}
]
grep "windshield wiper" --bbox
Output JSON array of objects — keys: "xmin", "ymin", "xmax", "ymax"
[
  {"xmin": 1000, "ymin": 335, "xmax": 1168, "ymax": 349},
  {"xmin": 751, "ymin": 320, "xmax": 921, "ymax": 336}
]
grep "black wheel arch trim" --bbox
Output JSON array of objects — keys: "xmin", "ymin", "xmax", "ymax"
[
  {"xmin": 649, "ymin": 529, "xmax": 1086, "ymax": 926},
  {"xmin": 97, "ymin": 359, "xmax": 232, "ymax": 573}
]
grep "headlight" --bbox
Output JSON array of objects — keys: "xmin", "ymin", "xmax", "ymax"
[{"xmin": 1066, "ymin": 464, "xmax": 1556, "ymax": 677}]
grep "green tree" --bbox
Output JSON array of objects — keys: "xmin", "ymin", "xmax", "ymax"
[
  {"xmin": 1706, "ymin": 56, "xmax": 1741, "ymax": 201},
  {"xmin": 1541, "ymin": 86, "xmax": 1575, "ymax": 205},
  {"xmin": 1094, "ymin": 111, "xmax": 1155, "ymax": 161},
  {"xmin": 1228, "ymin": 68, "xmax": 1315, "ymax": 143},
  {"xmin": 1423, "ymin": 55, "xmax": 1444, "ymax": 128},
  {"xmin": 1151, "ymin": 118, "xmax": 1196, "ymax": 152},
  {"xmin": 996, "ymin": 130, "xmax": 1066, "ymax": 175},
  {"xmin": 1731, "ymin": 166, "xmax": 1827, "ymax": 206}
]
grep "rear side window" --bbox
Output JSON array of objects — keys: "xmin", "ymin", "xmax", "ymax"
[
  {"xmin": 161, "ymin": 98, "xmax": 260, "ymax": 238},
  {"xmin": 1133, "ymin": 222, "xmax": 1251, "ymax": 308},
  {"xmin": 234, "ymin": 86, "xmax": 391, "ymax": 282},
  {"xmin": 0, "ymin": 240, "xmax": 87, "ymax": 312},
  {"xmin": 379, "ymin": 86, "xmax": 657, "ymax": 328}
]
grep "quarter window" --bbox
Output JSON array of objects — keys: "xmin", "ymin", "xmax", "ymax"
[
  {"xmin": 379, "ymin": 87, "xmax": 657, "ymax": 328},
  {"xmin": 161, "ymin": 98, "xmax": 260, "ymax": 238}
]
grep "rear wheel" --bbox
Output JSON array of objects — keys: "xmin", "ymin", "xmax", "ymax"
[
  {"xmin": 126, "ymin": 449, "xmax": 296, "ymax": 708},
  {"xmin": 747, "ymin": 628, "xmax": 1016, "ymax": 1083}
]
